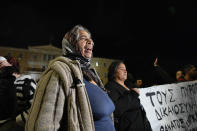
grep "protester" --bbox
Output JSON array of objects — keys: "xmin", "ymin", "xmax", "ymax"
[
  {"xmin": 26, "ymin": 25, "xmax": 115, "ymax": 131},
  {"xmin": 182, "ymin": 64, "xmax": 197, "ymax": 81},
  {"xmin": 4, "ymin": 56, "xmax": 37, "ymax": 129},
  {"xmin": 105, "ymin": 61, "xmax": 152, "ymax": 131},
  {"xmin": 153, "ymin": 57, "xmax": 185, "ymax": 84},
  {"xmin": 175, "ymin": 70, "xmax": 184, "ymax": 81},
  {"xmin": 0, "ymin": 56, "xmax": 17, "ymax": 131}
]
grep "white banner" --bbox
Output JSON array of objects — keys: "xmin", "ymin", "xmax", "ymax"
[{"xmin": 139, "ymin": 81, "xmax": 197, "ymax": 131}]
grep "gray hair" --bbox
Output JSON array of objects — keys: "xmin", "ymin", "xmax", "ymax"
[{"xmin": 62, "ymin": 25, "xmax": 93, "ymax": 55}]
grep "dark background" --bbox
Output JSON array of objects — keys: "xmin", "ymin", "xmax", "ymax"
[{"xmin": 0, "ymin": 0, "xmax": 197, "ymax": 86}]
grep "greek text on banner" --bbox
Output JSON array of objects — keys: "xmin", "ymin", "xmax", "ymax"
[{"xmin": 139, "ymin": 81, "xmax": 197, "ymax": 131}]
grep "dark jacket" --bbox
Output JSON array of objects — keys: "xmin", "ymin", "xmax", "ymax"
[
  {"xmin": 154, "ymin": 66, "xmax": 187, "ymax": 85},
  {"xmin": 105, "ymin": 81, "xmax": 151, "ymax": 131},
  {"xmin": 154, "ymin": 66, "xmax": 176, "ymax": 84},
  {"xmin": 0, "ymin": 66, "xmax": 16, "ymax": 120},
  {"xmin": 154, "ymin": 66, "xmax": 175, "ymax": 83}
]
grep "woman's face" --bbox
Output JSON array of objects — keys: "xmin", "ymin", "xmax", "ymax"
[
  {"xmin": 77, "ymin": 30, "xmax": 93, "ymax": 59},
  {"xmin": 114, "ymin": 63, "xmax": 127, "ymax": 81}
]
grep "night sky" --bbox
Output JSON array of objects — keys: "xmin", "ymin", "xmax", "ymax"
[{"xmin": 1, "ymin": 1, "xmax": 197, "ymax": 86}]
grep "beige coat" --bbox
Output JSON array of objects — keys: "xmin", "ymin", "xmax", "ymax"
[{"xmin": 25, "ymin": 56, "xmax": 96, "ymax": 131}]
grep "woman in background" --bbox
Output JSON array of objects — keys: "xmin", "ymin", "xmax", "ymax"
[{"xmin": 105, "ymin": 61, "xmax": 152, "ymax": 131}]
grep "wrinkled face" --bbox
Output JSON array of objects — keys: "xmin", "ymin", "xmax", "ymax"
[
  {"xmin": 176, "ymin": 70, "xmax": 183, "ymax": 80},
  {"xmin": 77, "ymin": 30, "xmax": 93, "ymax": 59},
  {"xmin": 114, "ymin": 63, "xmax": 127, "ymax": 81}
]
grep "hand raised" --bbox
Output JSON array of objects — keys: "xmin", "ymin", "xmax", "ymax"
[{"xmin": 154, "ymin": 57, "xmax": 158, "ymax": 67}]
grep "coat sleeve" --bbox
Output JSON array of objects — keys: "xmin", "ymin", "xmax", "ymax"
[
  {"xmin": 154, "ymin": 66, "xmax": 175, "ymax": 84},
  {"xmin": 35, "ymin": 72, "xmax": 66, "ymax": 131}
]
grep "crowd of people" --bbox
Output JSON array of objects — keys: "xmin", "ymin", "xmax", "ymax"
[
  {"xmin": 153, "ymin": 57, "xmax": 197, "ymax": 85},
  {"xmin": 1, "ymin": 25, "xmax": 197, "ymax": 131},
  {"xmin": 0, "ymin": 56, "xmax": 37, "ymax": 131}
]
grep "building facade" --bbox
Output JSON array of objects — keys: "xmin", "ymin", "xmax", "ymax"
[{"xmin": 0, "ymin": 45, "xmax": 117, "ymax": 84}]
